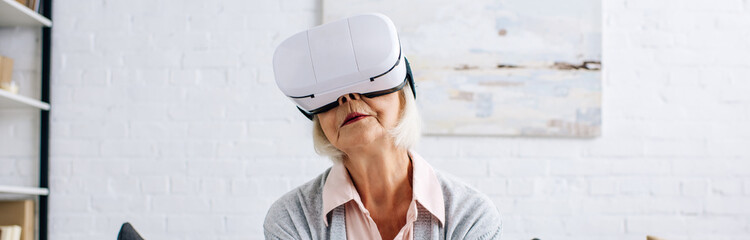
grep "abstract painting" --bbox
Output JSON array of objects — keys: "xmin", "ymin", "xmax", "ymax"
[{"xmin": 323, "ymin": 0, "xmax": 602, "ymax": 137}]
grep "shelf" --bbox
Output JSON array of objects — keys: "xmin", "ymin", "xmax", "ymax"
[
  {"xmin": 0, "ymin": 0, "xmax": 51, "ymax": 27},
  {"xmin": 0, "ymin": 185, "xmax": 49, "ymax": 196},
  {"xmin": 0, "ymin": 89, "xmax": 50, "ymax": 110}
]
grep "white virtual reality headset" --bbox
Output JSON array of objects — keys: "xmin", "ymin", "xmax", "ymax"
[{"xmin": 273, "ymin": 13, "xmax": 415, "ymax": 120}]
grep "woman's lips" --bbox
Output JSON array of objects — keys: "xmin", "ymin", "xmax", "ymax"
[{"xmin": 342, "ymin": 113, "xmax": 369, "ymax": 127}]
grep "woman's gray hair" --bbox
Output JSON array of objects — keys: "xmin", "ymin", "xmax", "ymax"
[{"xmin": 312, "ymin": 84, "xmax": 421, "ymax": 163}]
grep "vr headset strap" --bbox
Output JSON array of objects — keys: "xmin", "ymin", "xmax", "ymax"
[{"xmin": 405, "ymin": 57, "xmax": 416, "ymax": 99}]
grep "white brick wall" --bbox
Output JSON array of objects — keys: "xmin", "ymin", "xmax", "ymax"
[{"xmin": 1, "ymin": 0, "xmax": 749, "ymax": 239}]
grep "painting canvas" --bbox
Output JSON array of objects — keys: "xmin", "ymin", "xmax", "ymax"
[{"xmin": 323, "ymin": 0, "xmax": 602, "ymax": 137}]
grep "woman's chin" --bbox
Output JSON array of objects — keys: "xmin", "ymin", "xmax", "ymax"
[{"xmin": 337, "ymin": 125, "xmax": 387, "ymax": 150}]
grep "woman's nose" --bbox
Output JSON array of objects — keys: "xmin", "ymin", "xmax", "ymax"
[{"xmin": 338, "ymin": 93, "xmax": 361, "ymax": 105}]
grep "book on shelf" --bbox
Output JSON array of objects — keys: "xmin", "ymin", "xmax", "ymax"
[
  {"xmin": 0, "ymin": 55, "xmax": 18, "ymax": 94},
  {"xmin": 0, "ymin": 225, "xmax": 22, "ymax": 240},
  {"xmin": 12, "ymin": 0, "xmax": 27, "ymax": 7},
  {"xmin": 29, "ymin": 0, "xmax": 38, "ymax": 13},
  {"xmin": 0, "ymin": 55, "xmax": 12, "ymax": 85},
  {"xmin": 12, "ymin": 0, "xmax": 40, "ymax": 13},
  {"xmin": 0, "ymin": 200, "xmax": 33, "ymax": 240}
]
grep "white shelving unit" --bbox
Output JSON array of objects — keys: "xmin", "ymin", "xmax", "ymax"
[{"xmin": 0, "ymin": 0, "xmax": 52, "ymax": 240}]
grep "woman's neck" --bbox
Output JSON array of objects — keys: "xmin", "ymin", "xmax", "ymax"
[{"xmin": 342, "ymin": 143, "xmax": 413, "ymax": 214}]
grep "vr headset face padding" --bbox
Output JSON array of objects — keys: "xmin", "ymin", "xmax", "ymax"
[{"xmin": 273, "ymin": 13, "xmax": 416, "ymax": 119}]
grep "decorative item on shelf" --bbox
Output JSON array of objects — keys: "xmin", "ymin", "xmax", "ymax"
[
  {"xmin": 0, "ymin": 81, "xmax": 19, "ymax": 94},
  {"xmin": 0, "ymin": 225, "xmax": 22, "ymax": 240},
  {"xmin": 0, "ymin": 55, "xmax": 19, "ymax": 94},
  {"xmin": 0, "ymin": 200, "xmax": 33, "ymax": 240}
]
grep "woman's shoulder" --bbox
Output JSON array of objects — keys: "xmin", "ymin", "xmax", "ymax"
[
  {"xmin": 263, "ymin": 168, "xmax": 332, "ymax": 239},
  {"xmin": 273, "ymin": 168, "xmax": 331, "ymax": 206},
  {"xmin": 433, "ymin": 170, "xmax": 503, "ymax": 239}
]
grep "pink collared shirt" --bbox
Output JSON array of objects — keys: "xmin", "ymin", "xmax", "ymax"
[{"xmin": 321, "ymin": 151, "xmax": 445, "ymax": 240}]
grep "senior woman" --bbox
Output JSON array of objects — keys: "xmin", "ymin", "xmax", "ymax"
[{"xmin": 264, "ymin": 14, "xmax": 501, "ymax": 240}]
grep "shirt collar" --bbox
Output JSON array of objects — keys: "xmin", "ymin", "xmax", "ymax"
[
  {"xmin": 321, "ymin": 162, "xmax": 361, "ymax": 226},
  {"xmin": 321, "ymin": 151, "xmax": 445, "ymax": 226},
  {"xmin": 409, "ymin": 151, "xmax": 446, "ymax": 225}
]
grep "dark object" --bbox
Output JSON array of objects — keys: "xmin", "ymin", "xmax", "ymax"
[
  {"xmin": 40, "ymin": 0, "xmax": 52, "ymax": 240},
  {"xmin": 117, "ymin": 223, "xmax": 144, "ymax": 240}
]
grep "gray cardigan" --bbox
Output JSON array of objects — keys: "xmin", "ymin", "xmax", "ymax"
[{"xmin": 263, "ymin": 168, "xmax": 502, "ymax": 239}]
